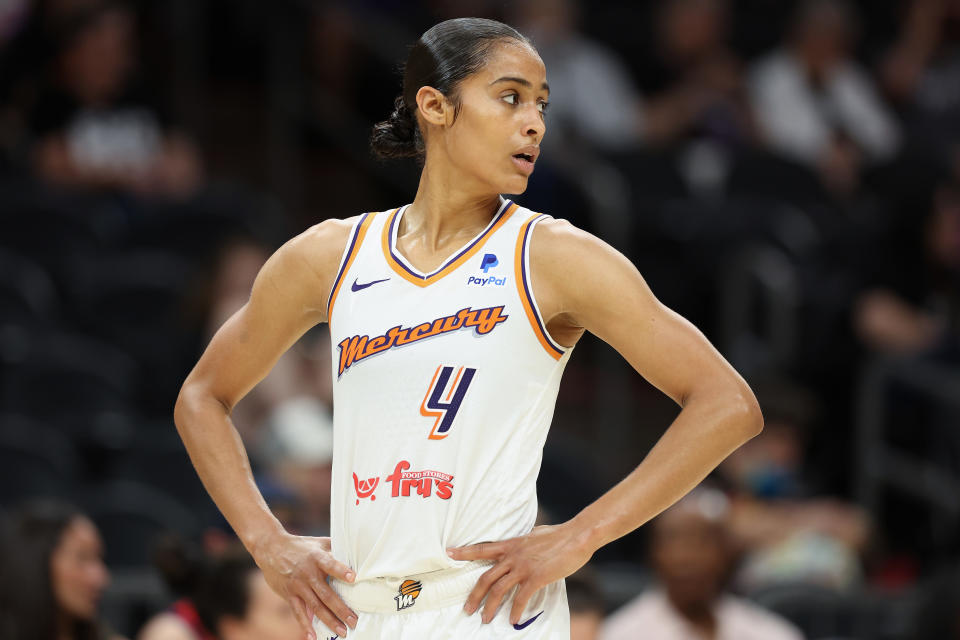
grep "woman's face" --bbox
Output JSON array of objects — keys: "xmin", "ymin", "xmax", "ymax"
[
  {"xmin": 431, "ymin": 40, "xmax": 549, "ymax": 196},
  {"xmin": 50, "ymin": 517, "xmax": 110, "ymax": 620}
]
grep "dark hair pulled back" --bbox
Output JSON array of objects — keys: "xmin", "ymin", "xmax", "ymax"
[
  {"xmin": 0, "ymin": 501, "xmax": 105, "ymax": 640},
  {"xmin": 152, "ymin": 536, "xmax": 258, "ymax": 636},
  {"xmin": 370, "ymin": 17, "xmax": 532, "ymax": 160}
]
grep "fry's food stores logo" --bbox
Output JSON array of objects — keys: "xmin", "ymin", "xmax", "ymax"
[{"xmin": 353, "ymin": 460, "xmax": 453, "ymax": 505}]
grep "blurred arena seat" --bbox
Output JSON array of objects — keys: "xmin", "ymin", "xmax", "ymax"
[
  {"xmin": 0, "ymin": 326, "xmax": 137, "ymax": 417},
  {"xmin": 0, "ymin": 249, "xmax": 61, "ymax": 327},
  {"xmin": 83, "ymin": 480, "xmax": 199, "ymax": 567},
  {"xmin": 111, "ymin": 423, "xmax": 219, "ymax": 524},
  {"xmin": 726, "ymin": 150, "xmax": 829, "ymax": 207},
  {"xmin": 0, "ymin": 178, "xmax": 115, "ymax": 277},
  {"xmin": 65, "ymin": 249, "xmax": 191, "ymax": 334},
  {"xmin": 748, "ymin": 582, "xmax": 916, "ymax": 640},
  {"xmin": 123, "ymin": 199, "xmax": 252, "ymax": 259},
  {"xmin": 0, "ymin": 414, "xmax": 80, "ymax": 504},
  {"xmin": 64, "ymin": 249, "xmax": 194, "ymax": 415}
]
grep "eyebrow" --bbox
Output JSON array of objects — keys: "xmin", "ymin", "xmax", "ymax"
[{"xmin": 490, "ymin": 76, "xmax": 550, "ymax": 93}]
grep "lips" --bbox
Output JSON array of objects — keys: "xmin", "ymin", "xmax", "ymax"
[
  {"xmin": 511, "ymin": 145, "xmax": 539, "ymax": 175},
  {"xmin": 512, "ymin": 155, "xmax": 535, "ymax": 175}
]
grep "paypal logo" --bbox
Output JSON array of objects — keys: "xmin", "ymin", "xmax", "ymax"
[
  {"xmin": 480, "ymin": 253, "xmax": 499, "ymax": 273},
  {"xmin": 467, "ymin": 275, "xmax": 506, "ymax": 286}
]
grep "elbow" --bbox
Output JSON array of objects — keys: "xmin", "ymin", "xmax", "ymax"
[
  {"xmin": 173, "ymin": 380, "xmax": 207, "ymax": 435},
  {"xmin": 174, "ymin": 379, "xmax": 232, "ymax": 435},
  {"xmin": 734, "ymin": 389, "xmax": 764, "ymax": 441},
  {"xmin": 173, "ymin": 383, "xmax": 196, "ymax": 435}
]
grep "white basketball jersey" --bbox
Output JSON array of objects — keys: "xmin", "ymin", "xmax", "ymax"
[{"xmin": 326, "ymin": 196, "xmax": 572, "ymax": 580}]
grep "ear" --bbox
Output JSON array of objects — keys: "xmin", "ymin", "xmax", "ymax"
[{"xmin": 415, "ymin": 85, "xmax": 452, "ymax": 127}]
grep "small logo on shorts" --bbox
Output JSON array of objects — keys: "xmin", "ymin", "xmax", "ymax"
[
  {"xmin": 513, "ymin": 611, "xmax": 544, "ymax": 630},
  {"xmin": 394, "ymin": 579, "xmax": 422, "ymax": 610}
]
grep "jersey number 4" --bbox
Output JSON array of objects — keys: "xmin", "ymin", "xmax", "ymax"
[{"xmin": 421, "ymin": 365, "xmax": 476, "ymax": 440}]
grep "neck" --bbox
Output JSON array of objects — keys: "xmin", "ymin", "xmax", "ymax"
[
  {"xmin": 406, "ymin": 153, "xmax": 502, "ymax": 251},
  {"xmin": 56, "ymin": 611, "xmax": 75, "ymax": 640},
  {"xmin": 669, "ymin": 595, "xmax": 718, "ymax": 638}
]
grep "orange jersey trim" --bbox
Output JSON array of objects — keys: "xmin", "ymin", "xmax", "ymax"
[
  {"xmin": 382, "ymin": 202, "xmax": 519, "ymax": 287},
  {"xmin": 515, "ymin": 214, "xmax": 565, "ymax": 360}
]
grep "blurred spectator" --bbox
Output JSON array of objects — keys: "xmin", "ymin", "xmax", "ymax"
[
  {"xmin": 201, "ymin": 237, "xmax": 333, "ymax": 447},
  {"xmin": 27, "ymin": 1, "xmax": 202, "ymax": 197},
  {"xmin": 139, "ymin": 545, "xmax": 300, "ymax": 640},
  {"xmin": 0, "ymin": 500, "xmax": 125, "ymax": 640},
  {"xmin": 143, "ymin": 535, "xmax": 216, "ymax": 640},
  {"xmin": 854, "ymin": 180, "xmax": 960, "ymax": 355},
  {"xmin": 879, "ymin": 0, "xmax": 960, "ymax": 177},
  {"xmin": 507, "ymin": 0, "xmax": 645, "ymax": 150},
  {"xmin": 719, "ymin": 389, "xmax": 870, "ymax": 590},
  {"xmin": 566, "ymin": 567, "xmax": 605, "ymax": 640},
  {"xmin": 602, "ymin": 488, "xmax": 804, "ymax": 640},
  {"xmin": 635, "ymin": 0, "xmax": 756, "ymax": 148},
  {"xmin": 0, "ymin": 0, "xmax": 29, "ymax": 46},
  {"xmin": 748, "ymin": 0, "xmax": 901, "ymax": 195},
  {"xmin": 257, "ymin": 394, "xmax": 334, "ymax": 536}
]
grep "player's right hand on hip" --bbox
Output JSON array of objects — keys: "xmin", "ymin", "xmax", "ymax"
[{"xmin": 253, "ymin": 533, "xmax": 358, "ymax": 639}]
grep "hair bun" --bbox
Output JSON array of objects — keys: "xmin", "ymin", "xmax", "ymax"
[{"xmin": 370, "ymin": 95, "xmax": 423, "ymax": 159}]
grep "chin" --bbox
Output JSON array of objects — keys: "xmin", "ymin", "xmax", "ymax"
[{"xmin": 503, "ymin": 177, "xmax": 530, "ymax": 195}]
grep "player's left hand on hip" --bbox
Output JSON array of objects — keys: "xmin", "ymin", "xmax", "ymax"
[{"xmin": 446, "ymin": 522, "xmax": 593, "ymax": 625}]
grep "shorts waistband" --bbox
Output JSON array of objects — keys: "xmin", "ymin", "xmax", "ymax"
[{"xmin": 330, "ymin": 561, "xmax": 494, "ymax": 614}]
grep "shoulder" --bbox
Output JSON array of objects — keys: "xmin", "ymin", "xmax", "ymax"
[
  {"xmin": 249, "ymin": 214, "xmax": 365, "ymax": 317},
  {"xmin": 602, "ymin": 591, "xmax": 670, "ymax": 640},
  {"xmin": 290, "ymin": 214, "xmax": 364, "ymax": 262},
  {"xmin": 527, "ymin": 217, "xmax": 617, "ymax": 267},
  {"xmin": 261, "ymin": 215, "xmax": 363, "ymax": 282},
  {"xmin": 527, "ymin": 215, "xmax": 637, "ymax": 289},
  {"xmin": 719, "ymin": 595, "xmax": 805, "ymax": 640}
]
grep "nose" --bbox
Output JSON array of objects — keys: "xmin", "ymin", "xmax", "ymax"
[
  {"xmin": 523, "ymin": 106, "xmax": 545, "ymax": 141},
  {"xmin": 93, "ymin": 560, "xmax": 110, "ymax": 590}
]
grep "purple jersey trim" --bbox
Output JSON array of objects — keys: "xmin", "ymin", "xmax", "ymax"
[
  {"xmin": 326, "ymin": 212, "xmax": 371, "ymax": 317},
  {"xmin": 387, "ymin": 198, "xmax": 512, "ymax": 281},
  {"xmin": 520, "ymin": 214, "xmax": 566, "ymax": 357}
]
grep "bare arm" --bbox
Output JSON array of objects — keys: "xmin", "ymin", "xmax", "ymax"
[
  {"xmin": 173, "ymin": 217, "xmax": 358, "ymax": 639},
  {"xmin": 539, "ymin": 219, "xmax": 762, "ymax": 545},
  {"xmin": 450, "ymin": 219, "xmax": 763, "ymax": 623}
]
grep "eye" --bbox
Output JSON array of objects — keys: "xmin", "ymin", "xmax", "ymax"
[
  {"xmin": 502, "ymin": 93, "xmax": 518, "ymax": 105},
  {"xmin": 538, "ymin": 100, "xmax": 550, "ymax": 114}
]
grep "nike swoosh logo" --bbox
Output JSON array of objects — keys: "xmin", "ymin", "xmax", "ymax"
[
  {"xmin": 351, "ymin": 277, "xmax": 389, "ymax": 292},
  {"xmin": 513, "ymin": 611, "xmax": 543, "ymax": 630}
]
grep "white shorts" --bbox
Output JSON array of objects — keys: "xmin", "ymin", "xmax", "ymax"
[{"xmin": 312, "ymin": 561, "xmax": 570, "ymax": 639}]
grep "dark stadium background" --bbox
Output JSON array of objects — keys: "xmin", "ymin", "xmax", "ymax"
[{"xmin": 1, "ymin": 0, "xmax": 959, "ymax": 638}]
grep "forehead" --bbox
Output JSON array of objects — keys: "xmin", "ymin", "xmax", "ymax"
[
  {"xmin": 471, "ymin": 40, "xmax": 547, "ymax": 89},
  {"xmin": 654, "ymin": 507, "xmax": 723, "ymax": 539},
  {"xmin": 58, "ymin": 517, "xmax": 101, "ymax": 550}
]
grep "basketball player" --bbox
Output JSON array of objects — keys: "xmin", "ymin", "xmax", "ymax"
[{"xmin": 174, "ymin": 17, "xmax": 763, "ymax": 640}]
